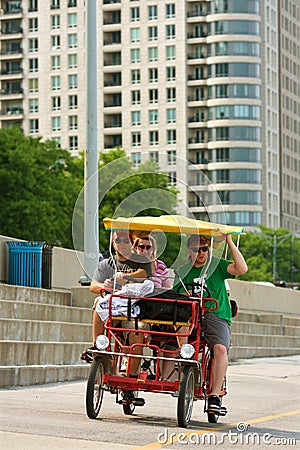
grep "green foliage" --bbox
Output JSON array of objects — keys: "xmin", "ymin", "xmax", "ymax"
[
  {"xmin": 238, "ymin": 226, "xmax": 300, "ymax": 284},
  {"xmin": 0, "ymin": 127, "xmax": 84, "ymax": 248},
  {"xmin": 98, "ymin": 149, "xmax": 179, "ymax": 266}
]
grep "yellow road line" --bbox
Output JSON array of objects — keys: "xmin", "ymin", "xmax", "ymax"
[{"xmin": 132, "ymin": 409, "xmax": 300, "ymax": 450}]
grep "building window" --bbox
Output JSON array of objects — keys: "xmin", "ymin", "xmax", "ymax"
[
  {"xmin": 131, "ymin": 69, "xmax": 140, "ymax": 84},
  {"xmin": 149, "ymin": 151, "xmax": 159, "ymax": 163},
  {"xmin": 148, "ymin": 26, "xmax": 158, "ymax": 41},
  {"xmin": 52, "ymin": 136, "xmax": 61, "ymax": 146},
  {"xmin": 166, "ymin": 45, "xmax": 176, "ymax": 60},
  {"xmin": 148, "ymin": 47, "xmax": 158, "ymax": 62},
  {"xmin": 149, "ymin": 130, "xmax": 159, "ymax": 145},
  {"xmin": 131, "ymin": 111, "xmax": 141, "ymax": 126},
  {"xmin": 149, "ymin": 89, "xmax": 158, "ymax": 103},
  {"xmin": 29, "ymin": 119, "xmax": 39, "ymax": 134},
  {"xmin": 166, "ymin": 24, "xmax": 176, "ymax": 39},
  {"xmin": 52, "ymin": 96, "xmax": 61, "ymax": 111},
  {"xmin": 68, "ymin": 13, "xmax": 77, "ymax": 28},
  {"xmin": 51, "ymin": 15, "xmax": 60, "ymax": 30},
  {"xmin": 167, "ymin": 129, "xmax": 176, "ymax": 144},
  {"xmin": 69, "ymin": 94, "xmax": 78, "ymax": 109},
  {"xmin": 68, "ymin": 54, "xmax": 77, "ymax": 68},
  {"xmin": 148, "ymin": 5, "xmax": 157, "ymax": 20},
  {"xmin": 166, "ymin": 4, "xmax": 176, "ymax": 19},
  {"xmin": 166, "ymin": 66, "xmax": 176, "ymax": 81},
  {"xmin": 132, "ymin": 152, "xmax": 141, "ymax": 167},
  {"xmin": 149, "ymin": 68, "xmax": 158, "ymax": 83},
  {"xmin": 29, "ymin": 98, "xmax": 39, "ymax": 113},
  {"xmin": 130, "ymin": 28, "xmax": 140, "ymax": 43},
  {"xmin": 51, "ymin": 75, "xmax": 61, "ymax": 90},
  {"xmin": 51, "ymin": 55, "xmax": 60, "ymax": 70},
  {"xmin": 68, "ymin": 0, "xmax": 77, "ymax": 6},
  {"xmin": 29, "ymin": 58, "xmax": 38, "ymax": 73},
  {"xmin": 131, "ymin": 48, "xmax": 140, "ymax": 63},
  {"xmin": 131, "ymin": 7, "xmax": 140, "ymax": 22},
  {"xmin": 168, "ymin": 171, "xmax": 177, "ymax": 186},
  {"xmin": 69, "ymin": 136, "xmax": 78, "ymax": 151},
  {"xmin": 167, "ymin": 150, "xmax": 176, "ymax": 165},
  {"xmin": 149, "ymin": 109, "xmax": 158, "ymax": 124},
  {"xmin": 29, "ymin": 18, "xmax": 38, "ymax": 32},
  {"xmin": 51, "ymin": 35, "xmax": 60, "ymax": 50},
  {"xmin": 68, "ymin": 33, "xmax": 77, "ymax": 48},
  {"xmin": 69, "ymin": 115, "xmax": 78, "ymax": 130},
  {"xmin": 167, "ymin": 87, "xmax": 176, "ymax": 102},
  {"xmin": 167, "ymin": 108, "xmax": 176, "ymax": 123},
  {"xmin": 51, "ymin": 0, "xmax": 60, "ymax": 9},
  {"xmin": 29, "ymin": 78, "xmax": 38, "ymax": 92},
  {"xmin": 52, "ymin": 116, "xmax": 61, "ymax": 132},
  {"xmin": 68, "ymin": 74, "xmax": 78, "ymax": 89},
  {"xmin": 29, "ymin": 0, "xmax": 38, "ymax": 12},
  {"xmin": 131, "ymin": 132, "xmax": 141, "ymax": 147},
  {"xmin": 131, "ymin": 90, "xmax": 140, "ymax": 105}
]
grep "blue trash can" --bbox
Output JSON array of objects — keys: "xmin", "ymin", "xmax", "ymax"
[{"xmin": 7, "ymin": 241, "xmax": 45, "ymax": 288}]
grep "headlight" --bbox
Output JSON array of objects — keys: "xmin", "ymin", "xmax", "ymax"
[
  {"xmin": 180, "ymin": 344, "xmax": 195, "ymax": 359},
  {"xmin": 95, "ymin": 334, "xmax": 109, "ymax": 350}
]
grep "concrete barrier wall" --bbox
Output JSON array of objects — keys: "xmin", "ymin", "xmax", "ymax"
[
  {"xmin": 1, "ymin": 235, "xmax": 299, "ymax": 310},
  {"xmin": 0, "ymin": 235, "xmax": 84, "ymax": 290},
  {"xmin": 228, "ymin": 279, "xmax": 300, "ymax": 315}
]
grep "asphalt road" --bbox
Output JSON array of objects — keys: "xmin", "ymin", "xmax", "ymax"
[{"xmin": 0, "ymin": 356, "xmax": 299, "ymax": 450}]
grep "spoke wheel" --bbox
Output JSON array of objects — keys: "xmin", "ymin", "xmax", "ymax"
[
  {"xmin": 177, "ymin": 366, "xmax": 195, "ymax": 428},
  {"xmin": 86, "ymin": 358, "xmax": 104, "ymax": 419},
  {"xmin": 122, "ymin": 392, "xmax": 138, "ymax": 415}
]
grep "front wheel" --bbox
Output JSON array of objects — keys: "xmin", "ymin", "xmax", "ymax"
[
  {"xmin": 177, "ymin": 366, "xmax": 195, "ymax": 428},
  {"xmin": 86, "ymin": 358, "xmax": 105, "ymax": 419}
]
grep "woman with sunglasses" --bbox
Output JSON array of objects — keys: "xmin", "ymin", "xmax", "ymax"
[{"xmin": 132, "ymin": 235, "xmax": 172, "ymax": 289}]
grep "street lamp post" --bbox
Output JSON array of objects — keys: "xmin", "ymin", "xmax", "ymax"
[
  {"xmin": 254, "ymin": 230, "xmax": 300, "ymax": 283},
  {"xmin": 84, "ymin": 0, "xmax": 98, "ymax": 281}
]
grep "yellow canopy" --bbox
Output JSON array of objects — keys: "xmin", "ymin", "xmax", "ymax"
[{"xmin": 103, "ymin": 215, "xmax": 244, "ymax": 237}]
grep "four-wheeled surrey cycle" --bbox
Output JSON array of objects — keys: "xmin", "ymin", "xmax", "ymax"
[{"xmin": 82, "ymin": 215, "xmax": 243, "ymax": 427}]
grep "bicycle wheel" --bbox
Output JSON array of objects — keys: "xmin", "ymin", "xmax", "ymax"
[
  {"xmin": 86, "ymin": 358, "xmax": 104, "ymax": 419},
  {"xmin": 122, "ymin": 391, "xmax": 138, "ymax": 415},
  {"xmin": 177, "ymin": 366, "xmax": 195, "ymax": 428}
]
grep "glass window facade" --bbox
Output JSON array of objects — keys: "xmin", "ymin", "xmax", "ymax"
[
  {"xmin": 209, "ymin": 126, "xmax": 261, "ymax": 141},
  {"xmin": 213, "ymin": 0, "xmax": 260, "ymax": 15},
  {"xmin": 208, "ymin": 105, "xmax": 261, "ymax": 120},
  {"xmin": 208, "ymin": 84, "xmax": 261, "ymax": 99},
  {"xmin": 208, "ymin": 148, "xmax": 261, "ymax": 163}
]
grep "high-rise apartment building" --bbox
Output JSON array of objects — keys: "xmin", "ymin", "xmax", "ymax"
[{"xmin": 0, "ymin": 0, "xmax": 299, "ymax": 230}]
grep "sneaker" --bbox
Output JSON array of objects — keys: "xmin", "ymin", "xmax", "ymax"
[
  {"xmin": 121, "ymin": 390, "xmax": 135, "ymax": 403},
  {"xmin": 207, "ymin": 395, "xmax": 221, "ymax": 413},
  {"xmin": 80, "ymin": 346, "xmax": 97, "ymax": 363}
]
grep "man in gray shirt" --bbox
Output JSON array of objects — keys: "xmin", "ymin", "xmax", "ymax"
[{"xmin": 89, "ymin": 229, "xmax": 152, "ymax": 376}]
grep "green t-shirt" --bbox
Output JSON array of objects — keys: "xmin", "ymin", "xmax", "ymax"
[{"xmin": 173, "ymin": 256, "xmax": 235, "ymax": 325}]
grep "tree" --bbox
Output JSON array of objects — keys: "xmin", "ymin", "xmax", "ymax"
[
  {"xmin": 96, "ymin": 149, "xmax": 179, "ymax": 266},
  {"xmin": 0, "ymin": 127, "xmax": 84, "ymax": 248},
  {"xmin": 237, "ymin": 226, "xmax": 300, "ymax": 284}
]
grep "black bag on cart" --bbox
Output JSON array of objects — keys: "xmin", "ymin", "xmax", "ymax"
[{"xmin": 137, "ymin": 289, "xmax": 193, "ymax": 323}]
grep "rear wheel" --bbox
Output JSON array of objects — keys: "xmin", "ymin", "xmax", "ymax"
[
  {"xmin": 177, "ymin": 366, "xmax": 195, "ymax": 428},
  {"xmin": 86, "ymin": 358, "xmax": 104, "ymax": 419}
]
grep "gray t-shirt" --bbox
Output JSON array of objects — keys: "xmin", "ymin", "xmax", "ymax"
[{"xmin": 92, "ymin": 254, "xmax": 152, "ymax": 284}]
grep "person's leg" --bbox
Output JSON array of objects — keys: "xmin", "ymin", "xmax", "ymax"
[
  {"xmin": 92, "ymin": 309, "xmax": 104, "ymax": 343},
  {"xmin": 210, "ymin": 343, "xmax": 228, "ymax": 396},
  {"xmin": 203, "ymin": 313, "xmax": 230, "ymax": 412}
]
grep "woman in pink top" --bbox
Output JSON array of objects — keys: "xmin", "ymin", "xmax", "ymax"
[{"xmin": 132, "ymin": 235, "xmax": 172, "ymax": 289}]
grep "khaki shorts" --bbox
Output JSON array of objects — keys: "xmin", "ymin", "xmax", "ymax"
[{"xmin": 203, "ymin": 312, "xmax": 230, "ymax": 353}]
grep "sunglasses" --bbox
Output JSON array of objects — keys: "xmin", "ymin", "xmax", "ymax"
[
  {"xmin": 138, "ymin": 244, "xmax": 152, "ymax": 250},
  {"xmin": 190, "ymin": 245, "xmax": 209, "ymax": 253},
  {"xmin": 115, "ymin": 238, "xmax": 130, "ymax": 244}
]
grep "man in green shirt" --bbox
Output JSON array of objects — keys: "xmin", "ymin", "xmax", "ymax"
[{"xmin": 174, "ymin": 233, "xmax": 247, "ymax": 414}]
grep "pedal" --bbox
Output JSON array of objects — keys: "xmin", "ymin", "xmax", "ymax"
[
  {"xmin": 218, "ymin": 406, "xmax": 228, "ymax": 416},
  {"xmin": 133, "ymin": 398, "xmax": 146, "ymax": 407}
]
